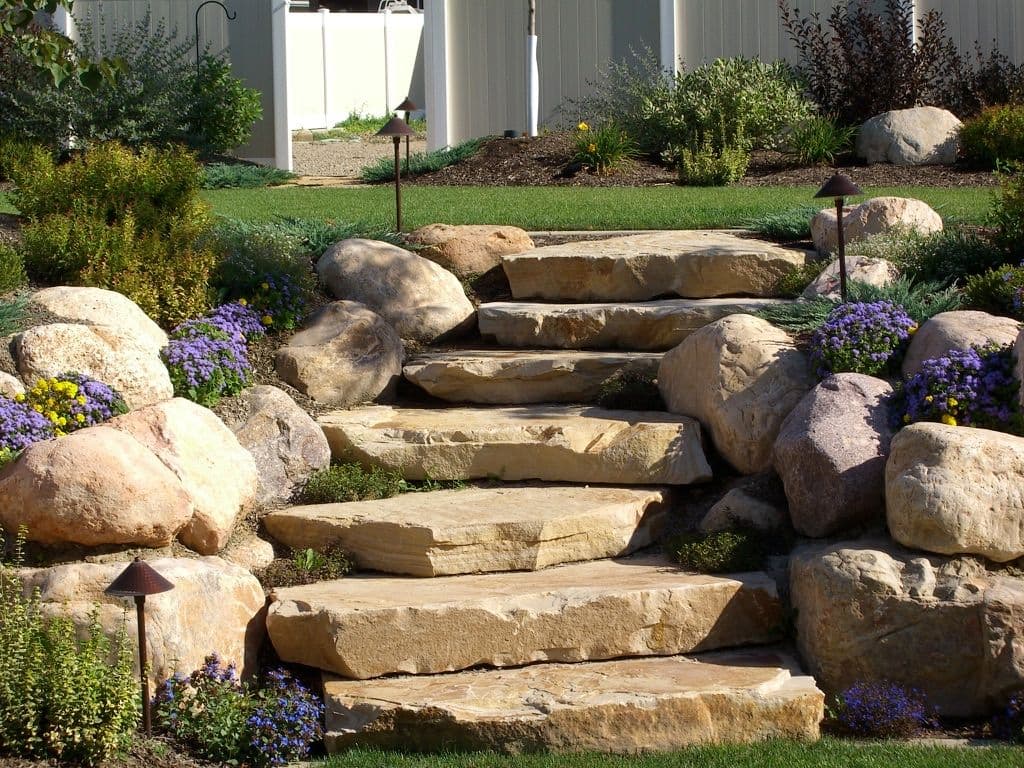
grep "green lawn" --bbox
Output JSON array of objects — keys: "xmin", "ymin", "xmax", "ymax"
[
  {"xmin": 322, "ymin": 740, "xmax": 1021, "ymax": 768},
  {"xmin": 0, "ymin": 186, "xmax": 994, "ymax": 230}
]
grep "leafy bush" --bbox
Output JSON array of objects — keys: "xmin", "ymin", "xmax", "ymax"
[
  {"xmin": 17, "ymin": 373, "xmax": 127, "ymax": 436},
  {"xmin": 300, "ymin": 462, "xmax": 463, "ymax": 504},
  {"xmin": 671, "ymin": 528, "xmax": 770, "ymax": 573},
  {"xmin": 360, "ymin": 137, "xmax": 484, "ymax": 183},
  {"xmin": 0, "ymin": 396, "xmax": 55, "ymax": 451},
  {"xmin": 849, "ymin": 228, "xmax": 1008, "ymax": 287},
  {"xmin": 676, "ymin": 139, "xmax": 750, "ymax": 186},
  {"xmin": 773, "ymin": 262, "xmax": 826, "ymax": 299},
  {"xmin": 0, "ymin": 243, "xmax": 26, "ymax": 294},
  {"xmin": 960, "ymin": 105, "xmax": 1024, "ymax": 168},
  {"xmin": 896, "ymin": 344, "xmax": 1020, "ymax": 431},
  {"xmin": 785, "ymin": 115, "xmax": 857, "ymax": 165},
  {"xmin": 201, "ymin": 163, "xmax": 297, "ymax": 189},
  {"xmin": 184, "ymin": 56, "xmax": 263, "ymax": 155},
  {"xmin": 596, "ymin": 369, "xmax": 664, "ymax": 411},
  {"xmin": 944, "ymin": 46, "xmax": 1024, "ymax": 119},
  {"xmin": 832, "ymin": 681, "xmax": 935, "ymax": 738},
  {"xmin": 963, "ymin": 263, "xmax": 1024, "ymax": 319},
  {"xmin": 745, "ymin": 205, "xmax": 821, "ymax": 242},
  {"xmin": 571, "ymin": 120, "xmax": 636, "ymax": 174},
  {"xmin": 259, "ymin": 545, "xmax": 354, "ymax": 589},
  {"xmin": 0, "ymin": 530, "xmax": 139, "ymax": 765},
  {"xmin": 809, "ymin": 300, "xmax": 917, "ymax": 378},
  {"xmin": 0, "ymin": 134, "xmax": 38, "ymax": 181},
  {"xmin": 992, "ymin": 163, "xmax": 1024, "ymax": 261},
  {"xmin": 154, "ymin": 654, "xmax": 322, "ymax": 767}
]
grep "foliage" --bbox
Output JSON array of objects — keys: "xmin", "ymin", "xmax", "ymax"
[
  {"xmin": 0, "ymin": 528, "xmax": 139, "ymax": 765},
  {"xmin": 317, "ymin": 111, "xmax": 426, "ymax": 139},
  {"xmin": 596, "ymin": 369, "xmax": 664, "ymax": 411},
  {"xmin": 0, "ymin": 296, "xmax": 26, "ymax": 336},
  {"xmin": 571, "ymin": 120, "xmax": 636, "ymax": 174},
  {"xmin": 993, "ymin": 692, "xmax": 1024, "ymax": 743},
  {"xmin": 201, "ymin": 163, "xmax": 296, "ymax": 190},
  {"xmin": 785, "ymin": 115, "xmax": 857, "ymax": 165},
  {"xmin": 831, "ymin": 681, "xmax": 935, "ymax": 738},
  {"xmin": 991, "ymin": 163, "xmax": 1024, "ymax": 261},
  {"xmin": 0, "ymin": 446, "xmax": 15, "ymax": 470},
  {"xmin": 744, "ymin": 205, "xmax": 821, "ymax": 242},
  {"xmin": 810, "ymin": 301, "xmax": 917, "ymax": 378},
  {"xmin": 154, "ymin": 654, "xmax": 322, "ymax": 767},
  {"xmin": 17, "ymin": 373, "xmax": 127, "ymax": 435},
  {"xmin": 670, "ymin": 528, "xmax": 773, "ymax": 574},
  {"xmin": 676, "ymin": 139, "xmax": 749, "ymax": 186},
  {"xmin": 960, "ymin": 105, "xmax": 1024, "ymax": 168},
  {"xmin": 0, "ymin": 395, "xmax": 55, "ymax": 450},
  {"xmin": 360, "ymin": 138, "xmax": 484, "ymax": 183},
  {"xmin": 0, "ymin": 133, "xmax": 38, "ymax": 181},
  {"xmin": 943, "ymin": 45, "xmax": 1024, "ymax": 119},
  {"xmin": 895, "ymin": 343, "xmax": 1020, "ymax": 431},
  {"xmin": 847, "ymin": 228, "xmax": 1008, "ymax": 287},
  {"xmin": 301, "ymin": 462, "xmax": 464, "ymax": 505},
  {"xmin": 259, "ymin": 545, "xmax": 354, "ymax": 589},
  {"xmin": 772, "ymin": 261, "xmax": 826, "ymax": 299},
  {"xmin": 962, "ymin": 263, "xmax": 1024, "ymax": 318},
  {"xmin": 0, "ymin": 242, "xmax": 26, "ymax": 294},
  {"xmin": 184, "ymin": 55, "xmax": 262, "ymax": 155}
]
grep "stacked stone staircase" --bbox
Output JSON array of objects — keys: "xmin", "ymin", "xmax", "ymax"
[{"xmin": 264, "ymin": 231, "xmax": 824, "ymax": 753}]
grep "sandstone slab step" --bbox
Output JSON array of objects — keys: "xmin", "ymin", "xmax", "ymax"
[
  {"xmin": 478, "ymin": 299, "xmax": 791, "ymax": 351},
  {"xmin": 266, "ymin": 555, "xmax": 782, "ymax": 679},
  {"xmin": 403, "ymin": 349, "xmax": 662, "ymax": 404},
  {"xmin": 264, "ymin": 485, "xmax": 669, "ymax": 576},
  {"xmin": 502, "ymin": 231, "xmax": 810, "ymax": 301},
  {"xmin": 318, "ymin": 405, "xmax": 711, "ymax": 484},
  {"xmin": 323, "ymin": 648, "xmax": 823, "ymax": 752}
]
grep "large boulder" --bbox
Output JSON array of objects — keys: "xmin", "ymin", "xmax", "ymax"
[
  {"xmin": 0, "ymin": 371, "xmax": 24, "ymax": 398},
  {"xmin": 658, "ymin": 314, "xmax": 813, "ymax": 474},
  {"xmin": 856, "ymin": 106, "xmax": 962, "ymax": 166},
  {"xmin": 886, "ymin": 422, "xmax": 1024, "ymax": 562},
  {"xmin": 791, "ymin": 539, "xmax": 1024, "ymax": 717},
  {"xmin": 26, "ymin": 286, "xmax": 167, "ymax": 356},
  {"xmin": 773, "ymin": 374, "xmax": 894, "ymax": 537},
  {"xmin": 14, "ymin": 322, "xmax": 172, "ymax": 409},
  {"xmin": 811, "ymin": 197, "xmax": 943, "ymax": 258},
  {"xmin": 110, "ymin": 399, "xmax": 258, "ymax": 555},
  {"xmin": 699, "ymin": 487, "xmax": 788, "ymax": 534},
  {"xmin": 902, "ymin": 310, "xmax": 1020, "ymax": 379},
  {"xmin": 801, "ymin": 254, "xmax": 898, "ymax": 300},
  {"xmin": 406, "ymin": 223, "xmax": 533, "ymax": 276},
  {"xmin": 221, "ymin": 385, "xmax": 331, "ymax": 507},
  {"xmin": 21, "ymin": 557, "xmax": 266, "ymax": 686},
  {"xmin": 0, "ymin": 426, "xmax": 193, "ymax": 548},
  {"xmin": 316, "ymin": 239, "xmax": 475, "ymax": 342},
  {"xmin": 275, "ymin": 301, "xmax": 403, "ymax": 407}
]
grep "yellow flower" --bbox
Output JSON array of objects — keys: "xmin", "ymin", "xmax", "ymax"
[
  {"xmin": 578, "ymin": 121, "xmax": 589, "ymax": 131},
  {"xmin": 238, "ymin": 298, "xmax": 248, "ymax": 306},
  {"xmin": 924, "ymin": 395, "xmax": 933, "ymax": 403},
  {"xmin": 261, "ymin": 315, "xmax": 273, "ymax": 326},
  {"xmin": 261, "ymin": 282, "xmax": 270, "ymax": 291},
  {"xmin": 32, "ymin": 404, "xmax": 42, "ymax": 413},
  {"xmin": 947, "ymin": 397, "xmax": 958, "ymax": 408},
  {"xmin": 587, "ymin": 143, "xmax": 597, "ymax": 153},
  {"xmin": 76, "ymin": 395, "xmax": 86, "ymax": 405},
  {"xmin": 908, "ymin": 325, "xmax": 918, "ymax": 335},
  {"xmin": 941, "ymin": 414, "xmax": 957, "ymax": 427},
  {"xmin": 13, "ymin": 393, "xmax": 24, "ymax": 402},
  {"xmin": 75, "ymin": 413, "xmax": 85, "ymax": 423},
  {"xmin": 902, "ymin": 413, "xmax": 911, "ymax": 424}
]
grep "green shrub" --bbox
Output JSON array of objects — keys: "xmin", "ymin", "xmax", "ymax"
[
  {"xmin": 0, "ymin": 448, "xmax": 16, "ymax": 471},
  {"xmin": 300, "ymin": 463, "xmax": 464, "ymax": 504},
  {"xmin": 0, "ymin": 134, "xmax": 39, "ymax": 181},
  {"xmin": 786, "ymin": 115, "xmax": 857, "ymax": 165},
  {"xmin": 992, "ymin": 163, "xmax": 1024, "ymax": 260},
  {"xmin": 596, "ymin": 369, "xmax": 664, "ymax": 411},
  {"xmin": 670, "ymin": 528, "xmax": 771, "ymax": 573},
  {"xmin": 184, "ymin": 57, "xmax": 263, "ymax": 155},
  {"xmin": 267, "ymin": 217, "xmax": 404, "ymax": 258},
  {"xmin": 360, "ymin": 137, "xmax": 484, "ymax": 183},
  {"xmin": 963, "ymin": 264, "xmax": 1024, "ymax": 319},
  {"xmin": 0, "ymin": 243, "xmax": 26, "ymax": 294},
  {"xmin": 201, "ymin": 163, "xmax": 297, "ymax": 189},
  {"xmin": 846, "ymin": 228, "xmax": 1006, "ymax": 286},
  {"xmin": 571, "ymin": 120, "xmax": 637, "ymax": 174},
  {"xmin": 960, "ymin": 104, "xmax": 1024, "ymax": 168},
  {"xmin": 259, "ymin": 545, "xmax": 354, "ymax": 589},
  {"xmin": 677, "ymin": 139, "xmax": 750, "ymax": 186},
  {"xmin": 745, "ymin": 205, "xmax": 821, "ymax": 242},
  {"xmin": 773, "ymin": 261, "xmax": 826, "ymax": 298},
  {"xmin": 0, "ymin": 529, "xmax": 139, "ymax": 765},
  {"xmin": 0, "ymin": 296, "xmax": 27, "ymax": 336}
]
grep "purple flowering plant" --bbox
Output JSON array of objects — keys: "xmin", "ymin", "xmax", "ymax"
[
  {"xmin": 0, "ymin": 396, "xmax": 55, "ymax": 452},
  {"xmin": 897, "ymin": 344, "xmax": 1021, "ymax": 431},
  {"xmin": 162, "ymin": 307, "xmax": 255, "ymax": 407},
  {"xmin": 810, "ymin": 300, "xmax": 917, "ymax": 378},
  {"xmin": 993, "ymin": 691, "xmax": 1024, "ymax": 743},
  {"xmin": 831, "ymin": 680, "xmax": 936, "ymax": 738},
  {"xmin": 247, "ymin": 668, "xmax": 323, "ymax": 766},
  {"xmin": 17, "ymin": 373, "xmax": 127, "ymax": 436}
]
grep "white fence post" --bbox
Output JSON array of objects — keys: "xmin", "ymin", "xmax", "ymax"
[
  {"xmin": 272, "ymin": 0, "xmax": 293, "ymax": 170},
  {"xmin": 320, "ymin": 8, "xmax": 332, "ymax": 127}
]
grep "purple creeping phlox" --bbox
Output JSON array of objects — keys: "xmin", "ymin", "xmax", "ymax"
[
  {"xmin": 206, "ymin": 300, "xmax": 267, "ymax": 341},
  {"xmin": 0, "ymin": 396, "xmax": 55, "ymax": 451},
  {"xmin": 899, "ymin": 343, "xmax": 1020, "ymax": 430},
  {"xmin": 161, "ymin": 310, "xmax": 254, "ymax": 407},
  {"xmin": 810, "ymin": 300, "xmax": 917, "ymax": 378},
  {"xmin": 834, "ymin": 680, "xmax": 936, "ymax": 738}
]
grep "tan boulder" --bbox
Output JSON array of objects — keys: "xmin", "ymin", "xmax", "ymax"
[
  {"xmin": 812, "ymin": 197, "xmax": 943, "ymax": 258},
  {"xmin": 502, "ymin": 230, "xmax": 809, "ymax": 301},
  {"xmin": 402, "ymin": 350, "xmax": 661, "ymax": 404},
  {"xmin": 316, "ymin": 239, "xmax": 475, "ymax": 342},
  {"xmin": 886, "ymin": 423, "xmax": 1024, "ymax": 561},
  {"xmin": 801, "ymin": 254, "xmax": 898, "ymax": 299},
  {"xmin": 324, "ymin": 649, "xmax": 823, "ymax": 753},
  {"xmin": 21, "ymin": 557, "xmax": 266, "ymax": 686},
  {"xmin": 407, "ymin": 224, "xmax": 533, "ymax": 276},
  {"xmin": 110, "ymin": 398, "xmax": 258, "ymax": 555},
  {"xmin": 263, "ymin": 485, "xmax": 670, "ymax": 576},
  {"xmin": 221, "ymin": 532, "xmax": 278, "ymax": 573},
  {"xmin": 856, "ymin": 106, "xmax": 962, "ymax": 165},
  {"xmin": 659, "ymin": 314, "xmax": 813, "ymax": 474},
  {"xmin": 26, "ymin": 286, "xmax": 167, "ymax": 355},
  {"xmin": 275, "ymin": 301, "xmax": 403, "ymax": 407},
  {"xmin": 318, "ymin": 405, "xmax": 712, "ymax": 484},
  {"xmin": 0, "ymin": 426, "xmax": 192, "ymax": 547},
  {"xmin": 267, "ymin": 555, "xmax": 782, "ymax": 678},
  {"xmin": 478, "ymin": 298, "xmax": 790, "ymax": 351},
  {"xmin": 14, "ymin": 322, "xmax": 172, "ymax": 409},
  {"xmin": 902, "ymin": 310, "xmax": 1020, "ymax": 378},
  {"xmin": 791, "ymin": 539, "xmax": 1024, "ymax": 716},
  {"xmin": 700, "ymin": 487, "xmax": 787, "ymax": 534},
  {"xmin": 0, "ymin": 371, "xmax": 24, "ymax": 398}
]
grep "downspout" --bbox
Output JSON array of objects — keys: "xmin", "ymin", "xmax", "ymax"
[{"xmin": 526, "ymin": 0, "xmax": 538, "ymax": 136}]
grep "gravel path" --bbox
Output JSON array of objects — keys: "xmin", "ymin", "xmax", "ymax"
[{"xmin": 292, "ymin": 136, "xmax": 428, "ymax": 178}]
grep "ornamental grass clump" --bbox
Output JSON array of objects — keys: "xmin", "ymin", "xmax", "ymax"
[
  {"xmin": 897, "ymin": 344, "xmax": 1020, "ymax": 431},
  {"xmin": 832, "ymin": 681, "xmax": 935, "ymax": 738},
  {"xmin": 809, "ymin": 301, "xmax": 917, "ymax": 378},
  {"xmin": 17, "ymin": 373, "xmax": 127, "ymax": 436}
]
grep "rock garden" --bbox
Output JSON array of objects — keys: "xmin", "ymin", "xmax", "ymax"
[{"xmin": 2, "ymin": 1, "xmax": 1024, "ymax": 767}]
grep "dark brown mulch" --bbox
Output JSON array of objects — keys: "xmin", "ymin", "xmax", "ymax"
[
  {"xmin": 0, "ymin": 737, "xmax": 217, "ymax": 768},
  {"xmin": 407, "ymin": 132, "xmax": 999, "ymax": 189},
  {"xmin": 0, "ymin": 213, "xmax": 23, "ymax": 249}
]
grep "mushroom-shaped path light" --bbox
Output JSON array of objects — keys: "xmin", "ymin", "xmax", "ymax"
[
  {"xmin": 814, "ymin": 173, "xmax": 864, "ymax": 303},
  {"xmin": 376, "ymin": 115, "xmax": 417, "ymax": 232}
]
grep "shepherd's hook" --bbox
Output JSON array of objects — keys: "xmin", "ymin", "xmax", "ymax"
[{"xmin": 195, "ymin": 1, "xmax": 237, "ymax": 67}]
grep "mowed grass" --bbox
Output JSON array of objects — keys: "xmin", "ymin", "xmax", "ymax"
[{"xmin": 322, "ymin": 740, "xmax": 1022, "ymax": 768}]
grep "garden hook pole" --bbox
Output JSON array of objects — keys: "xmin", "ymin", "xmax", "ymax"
[{"xmin": 195, "ymin": 1, "xmax": 238, "ymax": 68}]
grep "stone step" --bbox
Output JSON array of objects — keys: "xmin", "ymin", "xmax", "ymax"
[
  {"xmin": 403, "ymin": 349, "xmax": 662, "ymax": 404},
  {"xmin": 323, "ymin": 648, "xmax": 824, "ymax": 753},
  {"xmin": 478, "ymin": 298, "xmax": 792, "ymax": 351},
  {"xmin": 263, "ymin": 485, "xmax": 669, "ymax": 577},
  {"xmin": 318, "ymin": 405, "xmax": 711, "ymax": 484},
  {"xmin": 502, "ymin": 230, "xmax": 811, "ymax": 302},
  {"xmin": 267, "ymin": 555, "xmax": 783, "ymax": 679}
]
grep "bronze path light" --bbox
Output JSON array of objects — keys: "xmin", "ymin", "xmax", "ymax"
[
  {"xmin": 395, "ymin": 97, "xmax": 417, "ymax": 174},
  {"xmin": 105, "ymin": 558, "xmax": 174, "ymax": 736},
  {"xmin": 376, "ymin": 115, "xmax": 416, "ymax": 232},
  {"xmin": 814, "ymin": 173, "xmax": 863, "ymax": 303}
]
